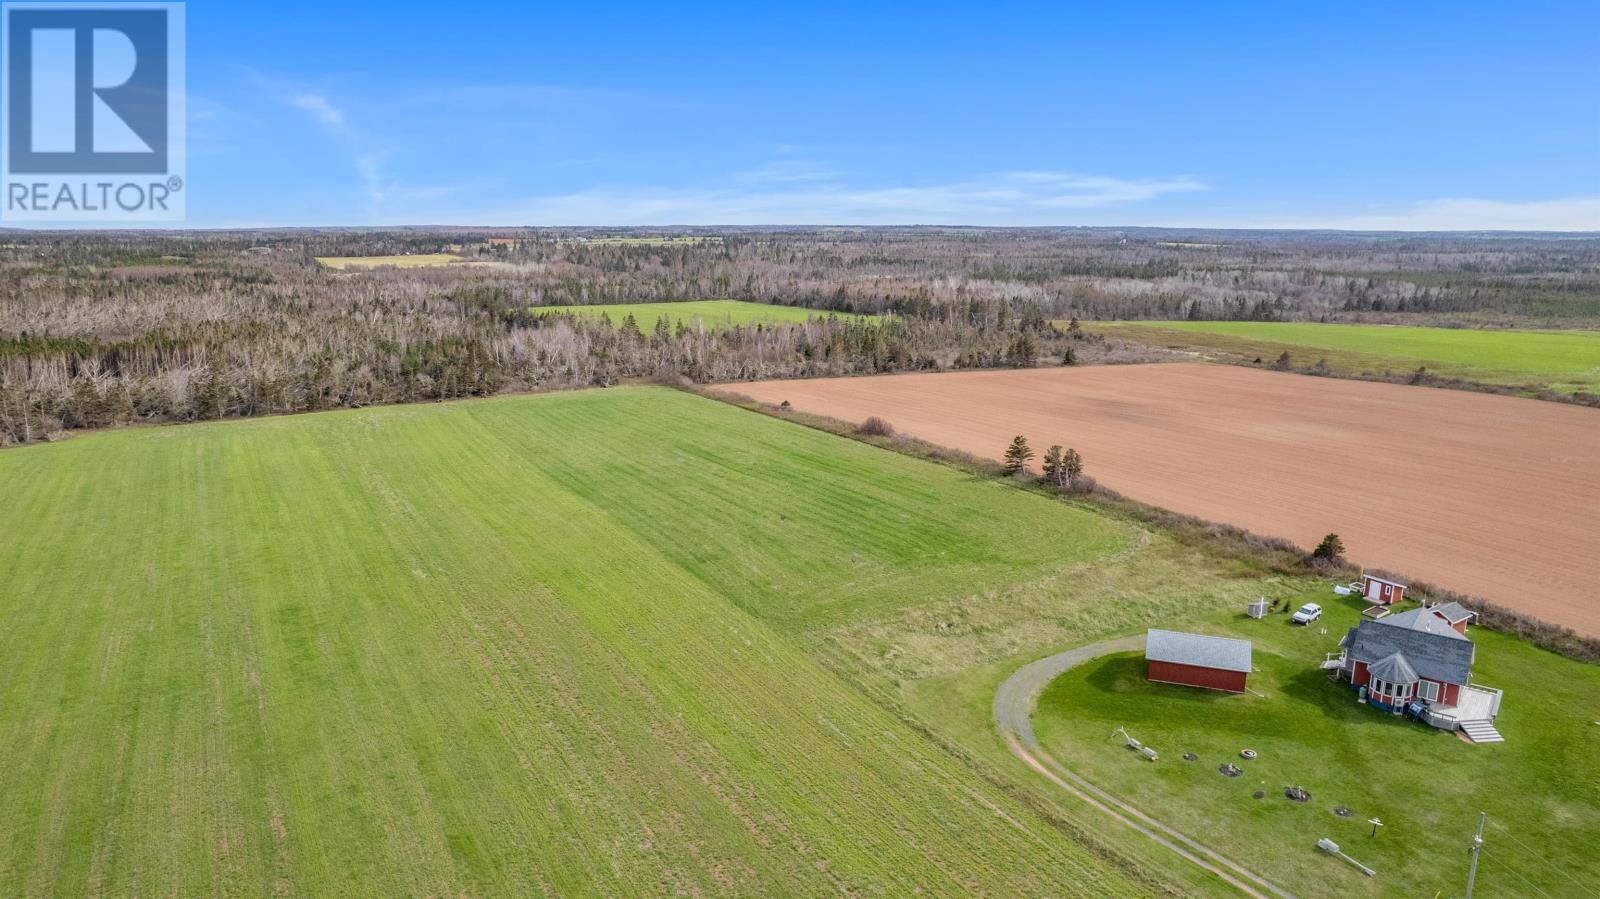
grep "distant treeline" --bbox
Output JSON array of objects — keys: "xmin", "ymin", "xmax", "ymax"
[{"xmin": 1, "ymin": 228, "xmax": 1596, "ymax": 444}]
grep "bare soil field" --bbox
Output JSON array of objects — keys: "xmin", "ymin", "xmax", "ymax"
[{"xmin": 729, "ymin": 364, "xmax": 1600, "ymax": 635}]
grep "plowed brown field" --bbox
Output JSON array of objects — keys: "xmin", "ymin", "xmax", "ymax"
[{"xmin": 728, "ymin": 364, "xmax": 1600, "ymax": 635}]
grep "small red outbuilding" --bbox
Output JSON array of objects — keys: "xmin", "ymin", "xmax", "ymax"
[
  {"xmin": 1360, "ymin": 573, "xmax": 1407, "ymax": 606},
  {"xmin": 1145, "ymin": 629, "xmax": 1253, "ymax": 693}
]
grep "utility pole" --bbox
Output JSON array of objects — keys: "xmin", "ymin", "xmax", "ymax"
[{"xmin": 1465, "ymin": 811, "xmax": 1486, "ymax": 899}]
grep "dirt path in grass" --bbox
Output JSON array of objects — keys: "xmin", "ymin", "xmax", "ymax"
[
  {"xmin": 993, "ymin": 636, "xmax": 1295, "ymax": 899},
  {"xmin": 727, "ymin": 364, "xmax": 1600, "ymax": 635}
]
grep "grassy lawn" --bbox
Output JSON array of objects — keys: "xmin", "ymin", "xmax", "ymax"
[
  {"xmin": 0, "ymin": 388, "xmax": 1149, "ymax": 896},
  {"xmin": 534, "ymin": 299, "xmax": 880, "ymax": 331},
  {"xmin": 1032, "ymin": 594, "xmax": 1600, "ymax": 898},
  {"xmin": 316, "ymin": 253, "xmax": 466, "ymax": 269},
  {"xmin": 1094, "ymin": 321, "xmax": 1600, "ymax": 394}
]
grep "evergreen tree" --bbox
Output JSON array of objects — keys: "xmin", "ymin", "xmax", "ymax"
[
  {"xmin": 1312, "ymin": 533, "xmax": 1345, "ymax": 561},
  {"xmin": 1042, "ymin": 445, "xmax": 1067, "ymax": 489},
  {"xmin": 1002, "ymin": 435, "xmax": 1034, "ymax": 475},
  {"xmin": 1064, "ymin": 448, "xmax": 1084, "ymax": 484},
  {"xmin": 1007, "ymin": 332, "xmax": 1037, "ymax": 367}
]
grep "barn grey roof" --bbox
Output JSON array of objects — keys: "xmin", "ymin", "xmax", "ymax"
[
  {"xmin": 1145, "ymin": 629, "xmax": 1252, "ymax": 673},
  {"xmin": 1368, "ymin": 651, "xmax": 1419, "ymax": 685},
  {"xmin": 1430, "ymin": 602, "xmax": 1475, "ymax": 624},
  {"xmin": 1344, "ymin": 611, "xmax": 1475, "ymax": 685},
  {"xmin": 1364, "ymin": 573, "xmax": 1406, "ymax": 587}
]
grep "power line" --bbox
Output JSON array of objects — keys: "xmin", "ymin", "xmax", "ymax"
[
  {"xmin": 1481, "ymin": 850, "xmax": 1559, "ymax": 899},
  {"xmin": 1488, "ymin": 821, "xmax": 1592, "ymax": 892}
]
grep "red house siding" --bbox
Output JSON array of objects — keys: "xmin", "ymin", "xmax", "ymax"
[
  {"xmin": 1147, "ymin": 660, "xmax": 1247, "ymax": 693},
  {"xmin": 1351, "ymin": 660, "xmax": 1464, "ymax": 705},
  {"xmin": 1363, "ymin": 576, "xmax": 1406, "ymax": 605}
]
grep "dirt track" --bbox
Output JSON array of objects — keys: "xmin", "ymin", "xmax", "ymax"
[
  {"xmin": 993, "ymin": 635, "xmax": 1292, "ymax": 899},
  {"xmin": 729, "ymin": 364, "xmax": 1600, "ymax": 635}
]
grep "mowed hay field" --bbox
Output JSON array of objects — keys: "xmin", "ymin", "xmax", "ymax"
[
  {"xmin": 1096, "ymin": 321, "xmax": 1600, "ymax": 394},
  {"xmin": 316, "ymin": 253, "xmax": 466, "ymax": 269},
  {"xmin": 0, "ymin": 389, "xmax": 1150, "ymax": 897},
  {"xmin": 535, "ymin": 299, "xmax": 879, "ymax": 330},
  {"xmin": 731, "ymin": 364, "xmax": 1600, "ymax": 634}
]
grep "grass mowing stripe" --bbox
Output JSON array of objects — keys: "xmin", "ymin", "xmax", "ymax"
[{"xmin": 0, "ymin": 388, "xmax": 1146, "ymax": 896}]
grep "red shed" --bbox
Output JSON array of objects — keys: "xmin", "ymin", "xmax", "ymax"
[
  {"xmin": 1145, "ymin": 629, "xmax": 1252, "ymax": 693},
  {"xmin": 1360, "ymin": 574, "xmax": 1407, "ymax": 606}
]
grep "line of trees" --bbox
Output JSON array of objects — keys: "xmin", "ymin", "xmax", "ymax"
[{"xmin": 3, "ymin": 228, "xmax": 1595, "ymax": 444}]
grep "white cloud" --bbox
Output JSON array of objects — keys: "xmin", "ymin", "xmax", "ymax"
[
  {"xmin": 290, "ymin": 94, "xmax": 347, "ymax": 129},
  {"xmin": 1286, "ymin": 196, "xmax": 1600, "ymax": 232},
  {"xmin": 283, "ymin": 91, "xmax": 389, "ymax": 208},
  {"xmin": 458, "ymin": 171, "xmax": 1209, "ymax": 226}
]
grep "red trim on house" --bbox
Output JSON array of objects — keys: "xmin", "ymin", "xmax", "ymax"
[
  {"xmin": 1146, "ymin": 660, "xmax": 1248, "ymax": 693},
  {"xmin": 1438, "ymin": 680, "xmax": 1461, "ymax": 706},
  {"xmin": 1362, "ymin": 575, "xmax": 1406, "ymax": 606}
]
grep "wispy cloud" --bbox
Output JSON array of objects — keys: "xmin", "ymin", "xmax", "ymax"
[
  {"xmin": 286, "ymin": 91, "xmax": 388, "ymax": 208},
  {"xmin": 290, "ymin": 93, "xmax": 347, "ymax": 129},
  {"xmin": 460, "ymin": 171, "xmax": 1209, "ymax": 226},
  {"xmin": 1303, "ymin": 196, "xmax": 1600, "ymax": 232}
]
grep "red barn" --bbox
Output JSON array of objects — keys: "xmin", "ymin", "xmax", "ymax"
[
  {"xmin": 1145, "ymin": 629, "xmax": 1252, "ymax": 693},
  {"xmin": 1360, "ymin": 573, "xmax": 1407, "ymax": 606}
]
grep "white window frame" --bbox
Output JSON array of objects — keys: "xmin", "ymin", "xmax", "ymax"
[{"xmin": 1418, "ymin": 680, "xmax": 1440, "ymax": 703}]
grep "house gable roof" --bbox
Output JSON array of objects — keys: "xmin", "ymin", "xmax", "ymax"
[
  {"xmin": 1145, "ymin": 629, "xmax": 1252, "ymax": 673},
  {"xmin": 1345, "ymin": 611, "xmax": 1474, "ymax": 685},
  {"xmin": 1430, "ymin": 601, "xmax": 1475, "ymax": 624},
  {"xmin": 1368, "ymin": 651, "xmax": 1419, "ymax": 684}
]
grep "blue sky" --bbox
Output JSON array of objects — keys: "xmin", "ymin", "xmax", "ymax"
[{"xmin": 178, "ymin": 1, "xmax": 1599, "ymax": 229}]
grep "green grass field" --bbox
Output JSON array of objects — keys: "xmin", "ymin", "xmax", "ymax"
[
  {"xmin": 1095, "ymin": 321, "xmax": 1600, "ymax": 394},
  {"xmin": 0, "ymin": 388, "xmax": 1149, "ymax": 896},
  {"xmin": 317, "ymin": 253, "xmax": 466, "ymax": 269},
  {"xmin": 566, "ymin": 237, "xmax": 723, "ymax": 246},
  {"xmin": 1032, "ymin": 595, "xmax": 1600, "ymax": 898},
  {"xmin": 535, "ymin": 299, "xmax": 879, "ymax": 331}
]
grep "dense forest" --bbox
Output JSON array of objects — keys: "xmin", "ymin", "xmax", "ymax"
[{"xmin": 2, "ymin": 227, "xmax": 1597, "ymax": 444}]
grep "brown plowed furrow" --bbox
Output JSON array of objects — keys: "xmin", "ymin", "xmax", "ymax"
[{"xmin": 728, "ymin": 364, "xmax": 1600, "ymax": 635}]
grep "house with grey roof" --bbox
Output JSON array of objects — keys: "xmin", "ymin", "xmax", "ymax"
[{"xmin": 1335, "ymin": 604, "xmax": 1503, "ymax": 742}]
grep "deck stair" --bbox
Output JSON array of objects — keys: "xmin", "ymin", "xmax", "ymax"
[{"xmin": 1459, "ymin": 719, "xmax": 1504, "ymax": 744}]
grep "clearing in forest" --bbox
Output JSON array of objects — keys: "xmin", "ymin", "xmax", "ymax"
[
  {"xmin": 316, "ymin": 253, "xmax": 466, "ymax": 269},
  {"xmin": 534, "ymin": 299, "xmax": 879, "ymax": 330},
  {"xmin": 1095, "ymin": 320, "xmax": 1600, "ymax": 394}
]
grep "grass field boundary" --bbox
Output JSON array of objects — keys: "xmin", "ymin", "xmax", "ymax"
[
  {"xmin": 698, "ymin": 381, "xmax": 1600, "ymax": 667},
  {"xmin": 1092, "ymin": 321, "xmax": 1600, "ymax": 408}
]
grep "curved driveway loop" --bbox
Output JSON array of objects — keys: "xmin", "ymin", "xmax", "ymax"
[{"xmin": 993, "ymin": 637, "xmax": 1295, "ymax": 899}]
